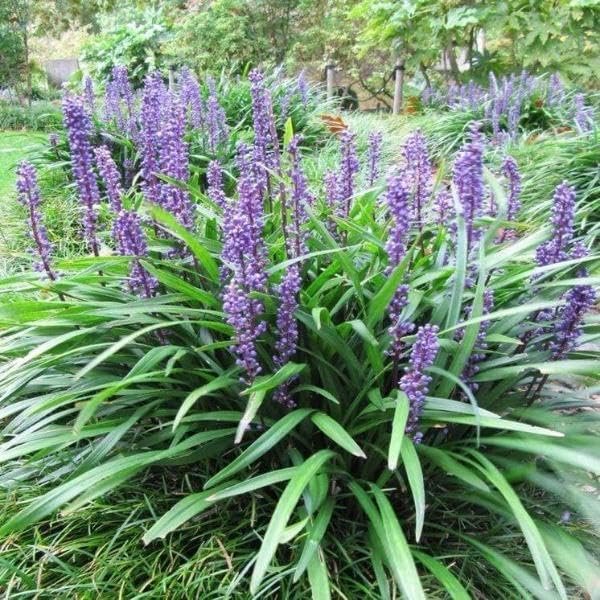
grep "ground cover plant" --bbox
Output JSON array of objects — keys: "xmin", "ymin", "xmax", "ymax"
[{"xmin": 0, "ymin": 66, "xmax": 599, "ymax": 599}]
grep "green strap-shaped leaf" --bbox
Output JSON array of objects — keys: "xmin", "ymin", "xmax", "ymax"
[
  {"xmin": 388, "ymin": 391, "xmax": 409, "ymax": 470},
  {"xmin": 205, "ymin": 408, "xmax": 314, "ymax": 489},
  {"xmin": 250, "ymin": 450, "xmax": 336, "ymax": 594},
  {"xmin": 311, "ymin": 412, "xmax": 366, "ymax": 458}
]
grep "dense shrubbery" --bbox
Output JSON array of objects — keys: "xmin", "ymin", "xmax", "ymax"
[
  {"xmin": 0, "ymin": 66, "xmax": 599, "ymax": 598},
  {"xmin": 0, "ymin": 101, "xmax": 63, "ymax": 131}
]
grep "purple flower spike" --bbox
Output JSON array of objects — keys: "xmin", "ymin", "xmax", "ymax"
[
  {"xmin": 287, "ymin": 135, "xmax": 314, "ymax": 258},
  {"xmin": 104, "ymin": 65, "xmax": 136, "ymax": 136},
  {"xmin": 297, "ymin": 71, "xmax": 309, "ymax": 107},
  {"xmin": 206, "ymin": 76, "xmax": 229, "ymax": 153},
  {"xmin": 139, "ymin": 71, "xmax": 166, "ymax": 205},
  {"xmin": 16, "ymin": 161, "xmax": 56, "ymax": 280},
  {"xmin": 83, "ymin": 75, "xmax": 95, "ymax": 116},
  {"xmin": 366, "ymin": 131, "xmax": 383, "ymax": 187},
  {"xmin": 207, "ymin": 160, "xmax": 227, "ymax": 209},
  {"xmin": 433, "ymin": 188, "xmax": 453, "ymax": 226},
  {"xmin": 157, "ymin": 93, "xmax": 194, "ymax": 229},
  {"xmin": 546, "ymin": 73, "xmax": 564, "ymax": 108},
  {"xmin": 179, "ymin": 67, "xmax": 204, "ymax": 129},
  {"xmin": 273, "ymin": 265, "xmax": 302, "ymax": 407},
  {"xmin": 400, "ymin": 324, "xmax": 440, "ymax": 442},
  {"xmin": 113, "ymin": 210, "xmax": 157, "ymax": 298},
  {"xmin": 384, "ymin": 174, "xmax": 411, "ymax": 270},
  {"xmin": 499, "ymin": 155, "xmax": 521, "ymax": 241},
  {"xmin": 95, "ymin": 145, "xmax": 123, "ymax": 213},
  {"xmin": 62, "ymin": 94, "xmax": 101, "ymax": 255},
  {"xmin": 337, "ymin": 129, "xmax": 359, "ymax": 220},
  {"xmin": 535, "ymin": 181, "xmax": 576, "ymax": 267},
  {"xmin": 551, "ymin": 283, "xmax": 596, "ymax": 360},
  {"xmin": 324, "ymin": 170, "xmax": 339, "ymax": 209},
  {"xmin": 223, "ymin": 275, "xmax": 266, "ymax": 381},
  {"xmin": 387, "ymin": 284, "xmax": 414, "ymax": 363},
  {"xmin": 572, "ymin": 93, "xmax": 594, "ymax": 134},
  {"xmin": 221, "ymin": 146, "xmax": 268, "ymax": 383},
  {"xmin": 403, "ymin": 130, "xmax": 432, "ymax": 230},
  {"xmin": 453, "ymin": 124, "xmax": 485, "ymax": 254}
]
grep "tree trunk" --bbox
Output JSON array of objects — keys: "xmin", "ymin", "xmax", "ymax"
[{"xmin": 446, "ymin": 41, "xmax": 461, "ymax": 81}]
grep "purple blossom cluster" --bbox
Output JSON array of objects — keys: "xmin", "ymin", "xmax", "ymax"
[
  {"xmin": 83, "ymin": 75, "xmax": 95, "ymax": 115},
  {"xmin": 222, "ymin": 144, "xmax": 268, "ymax": 382},
  {"xmin": 387, "ymin": 284, "xmax": 414, "ymax": 363},
  {"xmin": 63, "ymin": 94, "xmax": 101, "ymax": 255},
  {"xmin": 16, "ymin": 161, "xmax": 56, "ymax": 280},
  {"xmin": 366, "ymin": 131, "xmax": 383, "ymax": 187},
  {"xmin": 206, "ymin": 160, "xmax": 227, "ymax": 210},
  {"xmin": 113, "ymin": 210, "xmax": 157, "ymax": 298},
  {"xmin": 499, "ymin": 155, "xmax": 521, "ymax": 241},
  {"xmin": 179, "ymin": 67, "xmax": 204, "ymax": 129},
  {"xmin": 337, "ymin": 130, "xmax": 360, "ymax": 220},
  {"xmin": 535, "ymin": 182, "xmax": 576, "ymax": 267},
  {"xmin": 403, "ymin": 130, "xmax": 432, "ymax": 230},
  {"xmin": 205, "ymin": 76, "xmax": 229, "ymax": 152},
  {"xmin": 572, "ymin": 93, "xmax": 595, "ymax": 134},
  {"xmin": 551, "ymin": 283, "xmax": 596, "ymax": 360},
  {"xmin": 104, "ymin": 65, "xmax": 136, "ymax": 136},
  {"xmin": 272, "ymin": 265, "xmax": 302, "ymax": 407},
  {"xmin": 432, "ymin": 188, "xmax": 453, "ymax": 226},
  {"xmin": 139, "ymin": 72, "xmax": 167, "ymax": 205},
  {"xmin": 383, "ymin": 174, "xmax": 411, "ymax": 269},
  {"xmin": 453, "ymin": 125, "xmax": 485, "ymax": 253},
  {"xmin": 249, "ymin": 69, "xmax": 280, "ymax": 188},
  {"xmin": 287, "ymin": 135, "xmax": 313, "ymax": 258},
  {"xmin": 95, "ymin": 145, "xmax": 123, "ymax": 212},
  {"xmin": 157, "ymin": 94, "xmax": 194, "ymax": 229},
  {"xmin": 400, "ymin": 324, "xmax": 440, "ymax": 443}
]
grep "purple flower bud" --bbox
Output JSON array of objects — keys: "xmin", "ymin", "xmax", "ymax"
[
  {"xmin": 95, "ymin": 145, "xmax": 123, "ymax": 213},
  {"xmin": 400, "ymin": 324, "xmax": 440, "ymax": 441},
  {"xmin": 112, "ymin": 210, "xmax": 157, "ymax": 298},
  {"xmin": 383, "ymin": 174, "xmax": 411, "ymax": 270},
  {"xmin": 62, "ymin": 94, "xmax": 101, "ymax": 255},
  {"xmin": 453, "ymin": 124, "xmax": 485, "ymax": 254},
  {"xmin": 535, "ymin": 182, "xmax": 576, "ymax": 267},
  {"xmin": 366, "ymin": 131, "xmax": 383, "ymax": 187},
  {"xmin": 297, "ymin": 71, "xmax": 309, "ymax": 107},
  {"xmin": 16, "ymin": 161, "xmax": 56, "ymax": 280},
  {"xmin": 324, "ymin": 170, "xmax": 338, "ymax": 209}
]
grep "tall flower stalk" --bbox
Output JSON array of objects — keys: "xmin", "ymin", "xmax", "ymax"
[
  {"xmin": 16, "ymin": 161, "xmax": 57, "ymax": 281},
  {"xmin": 366, "ymin": 131, "xmax": 383, "ymax": 187},
  {"xmin": 453, "ymin": 124, "xmax": 485, "ymax": 255},
  {"xmin": 95, "ymin": 146, "xmax": 123, "ymax": 213},
  {"xmin": 400, "ymin": 324, "xmax": 440, "ymax": 443},
  {"xmin": 62, "ymin": 94, "xmax": 101, "ymax": 256},
  {"xmin": 403, "ymin": 130, "xmax": 432, "ymax": 231}
]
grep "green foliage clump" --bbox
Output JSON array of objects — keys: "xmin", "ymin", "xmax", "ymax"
[
  {"xmin": 81, "ymin": 6, "xmax": 173, "ymax": 86},
  {"xmin": 0, "ymin": 100, "xmax": 62, "ymax": 130},
  {"xmin": 0, "ymin": 68, "xmax": 599, "ymax": 599}
]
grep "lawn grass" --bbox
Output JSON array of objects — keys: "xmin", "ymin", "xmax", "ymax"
[{"xmin": 0, "ymin": 131, "xmax": 47, "ymax": 199}]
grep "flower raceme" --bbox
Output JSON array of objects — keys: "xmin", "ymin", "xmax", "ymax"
[{"xmin": 16, "ymin": 161, "xmax": 56, "ymax": 281}]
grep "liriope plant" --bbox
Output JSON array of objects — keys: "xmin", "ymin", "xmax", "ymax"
[{"xmin": 0, "ymin": 68, "xmax": 598, "ymax": 598}]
